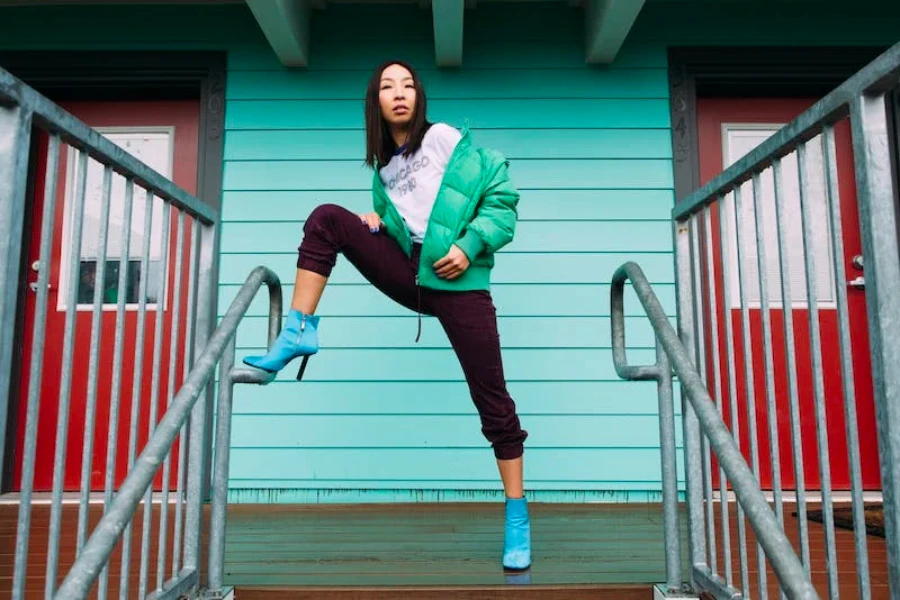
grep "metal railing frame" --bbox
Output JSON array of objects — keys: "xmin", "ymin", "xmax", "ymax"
[
  {"xmin": 613, "ymin": 41, "xmax": 900, "ymax": 599},
  {"xmin": 56, "ymin": 265, "xmax": 282, "ymax": 599},
  {"xmin": 612, "ymin": 262, "xmax": 819, "ymax": 600},
  {"xmin": 1, "ymin": 66, "xmax": 283, "ymax": 599}
]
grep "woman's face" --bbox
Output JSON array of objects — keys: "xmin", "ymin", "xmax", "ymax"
[{"xmin": 379, "ymin": 63, "xmax": 416, "ymax": 130}]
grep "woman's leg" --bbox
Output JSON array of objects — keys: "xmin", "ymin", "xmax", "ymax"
[
  {"xmin": 244, "ymin": 204, "xmax": 419, "ymax": 376},
  {"xmin": 496, "ymin": 457, "xmax": 524, "ymax": 499},
  {"xmin": 296, "ymin": 204, "xmax": 420, "ymax": 310},
  {"xmin": 429, "ymin": 289, "xmax": 531, "ymax": 570},
  {"xmin": 290, "ymin": 270, "xmax": 327, "ymax": 314}
]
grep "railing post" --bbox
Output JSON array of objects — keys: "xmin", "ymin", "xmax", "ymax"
[
  {"xmin": 207, "ymin": 336, "xmax": 236, "ymax": 596},
  {"xmin": 184, "ymin": 220, "xmax": 218, "ymax": 577},
  {"xmin": 673, "ymin": 217, "xmax": 706, "ymax": 590},
  {"xmin": 850, "ymin": 90, "xmax": 900, "ymax": 597},
  {"xmin": 655, "ymin": 342, "xmax": 683, "ymax": 594},
  {"xmin": 611, "ymin": 269, "xmax": 685, "ymax": 595},
  {"xmin": 0, "ymin": 103, "xmax": 32, "ymax": 477}
]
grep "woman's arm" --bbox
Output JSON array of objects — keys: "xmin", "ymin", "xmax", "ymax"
[{"xmin": 455, "ymin": 148, "xmax": 520, "ymax": 260}]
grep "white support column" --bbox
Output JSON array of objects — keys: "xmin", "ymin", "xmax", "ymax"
[
  {"xmin": 246, "ymin": 0, "xmax": 312, "ymax": 67},
  {"xmin": 585, "ymin": 0, "xmax": 645, "ymax": 64}
]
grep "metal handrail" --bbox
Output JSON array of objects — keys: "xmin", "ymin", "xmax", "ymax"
[
  {"xmin": 55, "ymin": 266, "xmax": 283, "ymax": 599},
  {"xmin": 611, "ymin": 261, "xmax": 820, "ymax": 600}
]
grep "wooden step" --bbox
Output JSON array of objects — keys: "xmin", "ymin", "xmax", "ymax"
[{"xmin": 233, "ymin": 584, "xmax": 651, "ymax": 599}]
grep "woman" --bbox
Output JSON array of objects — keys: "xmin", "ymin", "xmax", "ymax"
[{"xmin": 243, "ymin": 60, "xmax": 531, "ymax": 572}]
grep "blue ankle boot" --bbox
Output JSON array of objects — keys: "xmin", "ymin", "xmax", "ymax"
[
  {"xmin": 503, "ymin": 497, "xmax": 531, "ymax": 571},
  {"xmin": 242, "ymin": 310, "xmax": 320, "ymax": 381}
]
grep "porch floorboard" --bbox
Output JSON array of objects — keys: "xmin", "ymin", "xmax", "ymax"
[{"xmin": 0, "ymin": 500, "xmax": 891, "ymax": 598}]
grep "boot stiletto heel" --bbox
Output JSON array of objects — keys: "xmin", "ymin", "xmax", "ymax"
[
  {"xmin": 297, "ymin": 355, "xmax": 311, "ymax": 381},
  {"xmin": 243, "ymin": 310, "xmax": 320, "ymax": 381}
]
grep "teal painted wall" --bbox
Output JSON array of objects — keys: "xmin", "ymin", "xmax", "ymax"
[
  {"xmin": 221, "ymin": 4, "xmax": 683, "ymax": 502},
  {"xmin": 1, "ymin": 2, "xmax": 898, "ymax": 503}
]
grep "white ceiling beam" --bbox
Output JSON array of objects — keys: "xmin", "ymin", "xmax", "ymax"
[
  {"xmin": 246, "ymin": 0, "xmax": 311, "ymax": 67},
  {"xmin": 585, "ymin": 0, "xmax": 645, "ymax": 64},
  {"xmin": 432, "ymin": 0, "xmax": 464, "ymax": 68}
]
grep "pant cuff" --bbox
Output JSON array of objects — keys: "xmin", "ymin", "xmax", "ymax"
[
  {"xmin": 297, "ymin": 254, "xmax": 334, "ymax": 277},
  {"xmin": 494, "ymin": 444, "xmax": 524, "ymax": 460}
]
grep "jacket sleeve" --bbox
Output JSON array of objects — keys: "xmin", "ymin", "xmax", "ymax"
[{"xmin": 455, "ymin": 149, "xmax": 520, "ymax": 259}]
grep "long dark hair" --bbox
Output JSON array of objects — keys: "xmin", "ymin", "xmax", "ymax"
[{"xmin": 364, "ymin": 59, "xmax": 431, "ymax": 169}]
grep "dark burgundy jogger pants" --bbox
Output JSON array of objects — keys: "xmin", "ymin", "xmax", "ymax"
[{"xmin": 297, "ymin": 203, "xmax": 528, "ymax": 460}]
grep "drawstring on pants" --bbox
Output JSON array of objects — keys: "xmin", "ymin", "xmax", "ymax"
[{"xmin": 415, "ymin": 275, "xmax": 422, "ymax": 343}]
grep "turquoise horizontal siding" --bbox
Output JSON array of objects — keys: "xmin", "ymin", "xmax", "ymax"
[
  {"xmin": 220, "ymin": 252, "xmax": 676, "ymax": 284},
  {"xmin": 234, "ymin": 316, "xmax": 662, "ymax": 348},
  {"xmin": 227, "ymin": 448, "xmax": 684, "ymax": 487},
  {"xmin": 221, "ymin": 189, "xmax": 675, "ymax": 220},
  {"xmin": 230, "ymin": 414, "xmax": 683, "ymax": 447},
  {"xmin": 225, "ymin": 99, "xmax": 672, "ymax": 129},
  {"xmin": 232, "ymin": 381, "xmax": 681, "ymax": 416},
  {"xmin": 223, "ymin": 159, "xmax": 673, "ymax": 190},
  {"xmin": 226, "ymin": 68, "xmax": 670, "ymax": 100},
  {"xmin": 218, "ymin": 284, "xmax": 677, "ymax": 317},
  {"xmin": 224, "ymin": 129, "xmax": 674, "ymax": 160},
  {"xmin": 220, "ymin": 221, "xmax": 672, "ymax": 252}
]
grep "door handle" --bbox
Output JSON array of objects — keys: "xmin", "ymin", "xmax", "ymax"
[{"xmin": 847, "ymin": 276, "xmax": 865, "ymax": 289}]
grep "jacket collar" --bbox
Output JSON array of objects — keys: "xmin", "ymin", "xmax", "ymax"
[{"xmin": 372, "ymin": 122, "xmax": 472, "ymax": 195}]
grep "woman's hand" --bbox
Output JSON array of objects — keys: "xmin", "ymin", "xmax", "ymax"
[
  {"xmin": 433, "ymin": 245, "xmax": 471, "ymax": 280},
  {"xmin": 359, "ymin": 212, "xmax": 384, "ymax": 233}
]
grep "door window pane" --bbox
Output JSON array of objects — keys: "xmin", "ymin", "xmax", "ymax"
[
  {"xmin": 721, "ymin": 125, "xmax": 836, "ymax": 308},
  {"xmin": 59, "ymin": 129, "xmax": 174, "ymax": 310}
]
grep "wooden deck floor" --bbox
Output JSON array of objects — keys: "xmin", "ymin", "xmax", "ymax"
[{"xmin": 0, "ymin": 501, "xmax": 891, "ymax": 598}]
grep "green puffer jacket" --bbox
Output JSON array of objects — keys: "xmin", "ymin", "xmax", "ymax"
[{"xmin": 372, "ymin": 126, "xmax": 520, "ymax": 292}]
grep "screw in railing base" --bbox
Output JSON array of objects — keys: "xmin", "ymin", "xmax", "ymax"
[
  {"xmin": 199, "ymin": 587, "xmax": 234, "ymax": 600},
  {"xmin": 654, "ymin": 584, "xmax": 700, "ymax": 600}
]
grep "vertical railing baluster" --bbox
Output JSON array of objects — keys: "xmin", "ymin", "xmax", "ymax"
[
  {"xmin": 158, "ymin": 209, "xmax": 186, "ymax": 590},
  {"xmin": 822, "ymin": 124, "xmax": 871, "ymax": 599},
  {"xmin": 77, "ymin": 164, "xmax": 113, "ymax": 552},
  {"xmin": 120, "ymin": 189, "xmax": 155, "ymax": 600},
  {"xmin": 751, "ymin": 170, "xmax": 785, "ymax": 600},
  {"xmin": 691, "ymin": 215, "xmax": 717, "ymax": 575},
  {"xmin": 732, "ymin": 183, "xmax": 767, "ymax": 598},
  {"xmin": 717, "ymin": 191, "xmax": 750, "ymax": 595},
  {"xmin": 184, "ymin": 219, "xmax": 218, "ymax": 579},
  {"xmin": 97, "ymin": 177, "xmax": 135, "ymax": 600},
  {"xmin": 12, "ymin": 133, "xmax": 59, "ymax": 600},
  {"xmin": 676, "ymin": 215, "xmax": 708, "ymax": 582},
  {"xmin": 772, "ymin": 157, "xmax": 811, "ymax": 573},
  {"xmin": 0, "ymin": 104, "xmax": 33, "ymax": 497},
  {"xmin": 139, "ymin": 199, "xmax": 171, "ymax": 600},
  {"xmin": 703, "ymin": 204, "xmax": 732, "ymax": 585},
  {"xmin": 850, "ymin": 90, "xmax": 900, "ymax": 599},
  {"xmin": 46, "ymin": 149, "xmax": 89, "ymax": 600},
  {"xmin": 173, "ymin": 217, "xmax": 199, "ymax": 577},
  {"xmin": 797, "ymin": 141, "xmax": 839, "ymax": 599}
]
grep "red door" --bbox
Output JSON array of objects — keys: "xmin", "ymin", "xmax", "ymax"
[
  {"xmin": 13, "ymin": 100, "xmax": 199, "ymax": 492},
  {"xmin": 697, "ymin": 98, "xmax": 880, "ymax": 491}
]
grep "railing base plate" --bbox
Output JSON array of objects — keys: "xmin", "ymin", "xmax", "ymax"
[{"xmin": 654, "ymin": 584, "xmax": 700, "ymax": 600}]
